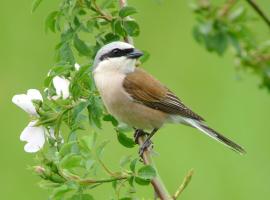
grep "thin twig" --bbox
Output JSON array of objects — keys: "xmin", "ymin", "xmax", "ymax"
[
  {"xmin": 60, "ymin": 169, "xmax": 128, "ymax": 185},
  {"xmin": 246, "ymin": 0, "xmax": 270, "ymax": 27},
  {"xmin": 92, "ymin": 0, "xmax": 113, "ymax": 21},
  {"xmin": 172, "ymin": 169, "xmax": 194, "ymax": 200},
  {"xmin": 138, "ymin": 136, "xmax": 172, "ymax": 200}
]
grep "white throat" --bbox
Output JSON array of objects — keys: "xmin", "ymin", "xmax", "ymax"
[{"xmin": 93, "ymin": 57, "xmax": 136, "ymax": 75}]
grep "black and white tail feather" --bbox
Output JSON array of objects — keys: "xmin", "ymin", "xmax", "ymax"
[{"xmin": 183, "ymin": 118, "xmax": 246, "ymax": 155}]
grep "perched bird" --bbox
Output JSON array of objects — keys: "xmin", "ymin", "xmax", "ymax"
[{"xmin": 93, "ymin": 41, "xmax": 246, "ymax": 155}]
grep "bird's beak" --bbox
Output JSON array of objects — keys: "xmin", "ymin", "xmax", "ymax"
[{"xmin": 127, "ymin": 49, "xmax": 144, "ymax": 59}]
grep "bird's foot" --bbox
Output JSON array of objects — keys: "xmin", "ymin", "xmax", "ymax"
[
  {"xmin": 134, "ymin": 129, "xmax": 149, "ymax": 144},
  {"xmin": 139, "ymin": 139, "xmax": 153, "ymax": 157}
]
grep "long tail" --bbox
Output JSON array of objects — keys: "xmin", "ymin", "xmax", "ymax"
[{"xmin": 184, "ymin": 118, "xmax": 246, "ymax": 155}]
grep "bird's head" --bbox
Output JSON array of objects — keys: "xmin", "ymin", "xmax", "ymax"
[{"xmin": 93, "ymin": 41, "xmax": 143, "ymax": 74}]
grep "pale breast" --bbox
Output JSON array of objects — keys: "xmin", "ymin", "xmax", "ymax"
[{"xmin": 94, "ymin": 71, "xmax": 168, "ymax": 130}]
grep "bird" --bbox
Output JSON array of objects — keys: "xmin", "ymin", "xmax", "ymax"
[{"xmin": 92, "ymin": 41, "xmax": 246, "ymax": 155}]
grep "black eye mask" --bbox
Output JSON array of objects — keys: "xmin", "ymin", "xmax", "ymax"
[{"xmin": 100, "ymin": 48, "xmax": 134, "ymax": 61}]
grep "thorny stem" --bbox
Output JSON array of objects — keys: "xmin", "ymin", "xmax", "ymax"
[{"xmin": 246, "ymin": 0, "xmax": 270, "ymax": 28}]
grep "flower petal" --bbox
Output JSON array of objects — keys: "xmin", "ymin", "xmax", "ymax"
[
  {"xmin": 52, "ymin": 76, "xmax": 70, "ymax": 99},
  {"xmin": 12, "ymin": 94, "xmax": 38, "ymax": 116},
  {"xmin": 20, "ymin": 121, "xmax": 45, "ymax": 153},
  {"xmin": 27, "ymin": 89, "xmax": 43, "ymax": 101},
  {"xmin": 74, "ymin": 63, "xmax": 81, "ymax": 71}
]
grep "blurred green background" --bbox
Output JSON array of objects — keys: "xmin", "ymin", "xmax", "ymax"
[{"xmin": 1, "ymin": 0, "xmax": 270, "ymax": 199}]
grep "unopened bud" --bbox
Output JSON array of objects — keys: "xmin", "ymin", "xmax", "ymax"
[{"xmin": 34, "ymin": 166, "xmax": 46, "ymax": 175}]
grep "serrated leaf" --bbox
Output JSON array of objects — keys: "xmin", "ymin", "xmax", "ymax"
[
  {"xmin": 73, "ymin": 34, "xmax": 91, "ymax": 56},
  {"xmin": 137, "ymin": 165, "xmax": 156, "ymax": 180},
  {"xmin": 123, "ymin": 20, "xmax": 140, "ymax": 36},
  {"xmin": 31, "ymin": 0, "xmax": 43, "ymax": 13},
  {"xmin": 117, "ymin": 131, "xmax": 136, "ymax": 148},
  {"xmin": 119, "ymin": 6, "xmax": 137, "ymax": 18},
  {"xmin": 58, "ymin": 42, "xmax": 75, "ymax": 64}
]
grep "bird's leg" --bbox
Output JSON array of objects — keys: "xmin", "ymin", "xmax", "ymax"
[
  {"xmin": 139, "ymin": 128, "xmax": 158, "ymax": 157},
  {"xmin": 134, "ymin": 129, "xmax": 149, "ymax": 144}
]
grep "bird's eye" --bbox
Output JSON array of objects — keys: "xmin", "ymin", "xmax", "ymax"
[{"xmin": 112, "ymin": 48, "xmax": 121, "ymax": 55}]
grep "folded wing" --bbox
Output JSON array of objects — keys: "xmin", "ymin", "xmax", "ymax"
[{"xmin": 123, "ymin": 68, "xmax": 204, "ymax": 121}]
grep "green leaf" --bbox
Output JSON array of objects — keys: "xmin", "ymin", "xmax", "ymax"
[
  {"xmin": 87, "ymin": 96, "xmax": 103, "ymax": 129},
  {"xmin": 101, "ymin": 0, "xmax": 115, "ymax": 9},
  {"xmin": 112, "ymin": 19, "xmax": 126, "ymax": 37},
  {"xmin": 117, "ymin": 131, "xmax": 136, "ymax": 148},
  {"xmin": 129, "ymin": 158, "xmax": 138, "ymax": 172},
  {"xmin": 60, "ymin": 154, "xmax": 84, "ymax": 170},
  {"xmin": 119, "ymin": 198, "xmax": 133, "ymax": 200},
  {"xmin": 50, "ymin": 184, "xmax": 72, "ymax": 200},
  {"xmin": 137, "ymin": 165, "xmax": 156, "ymax": 180},
  {"xmin": 96, "ymin": 140, "xmax": 110, "ymax": 158},
  {"xmin": 73, "ymin": 34, "xmax": 92, "ymax": 56},
  {"xmin": 104, "ymin": 33, "xmax": 121, "ymax": 43},
  {"xmin": 79, "ymin": 133, "xmax": 96, "ymax": 152},
  {"xmin": 123, "ymin": 20, "xmax": 140, "ymax": 36},
  {"xmin": 119, "ymin": 155, "xmax": 132, "ymax": 167},
  {"xmin": 39, "ymin": 180, "xmax": 61, "ymax": 189},
  {"xmin": 58, "ymin": 42, "xmax": 75, "ymax": 64},
  {"xmin": 119, "ymin": 6, "xmax": 137, "ymax": 18},
  {"xmin": 69, "ymin": 194, "xmax": 94, "ymax": 200},
  {"xmin": 71, "ymin": 101, "xmax": 90, "ymax": 125},
  {"xmin": 134, "ymin": 176, "xmax": 150, "ymax": 185},
  {"xmin": 139, "ymin": 50, "xmax": 150, "ymax": 63},
  {"xmin": 31, "ymin": 0, "xmax": 43, "ymax": 13},
  {"xmin": 59, "ymin": 141, "xmax": 77, "ymax": 157},
  {"xmin": 45, "ymin": 11, "xmax": 58, "ymax": 33},
  {"xmin": 103, "ymin": 114, "xmax": 118, "ymax": 127}
]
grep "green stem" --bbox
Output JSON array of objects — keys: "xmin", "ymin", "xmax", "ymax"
[{"xmin": 91, "ymin": 0, "xmax": 113, "ymax": 21}]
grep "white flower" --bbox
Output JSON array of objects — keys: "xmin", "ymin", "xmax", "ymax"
[
  {"xmin": 52, "ymin": 76, "xmax": 70, "ymax": 100},
  {"xmin": 74, "ymin": 63, "xmax": 81, "ymax": 71},
  {"xmin": 20, "ymin": 121, "xmax": 46, "ymax": 153},
  {"xmin": 12, "ymin": 89, "xmax": 43, "ymax": 116},
  {"xmin": 12, "ymin": 89, "xmax": 46, "ymax": 153}
]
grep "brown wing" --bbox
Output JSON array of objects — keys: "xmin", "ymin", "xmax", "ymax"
[{"xmin": 123, "ymin": 68, "xmax": 204, "ymax": 121}]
